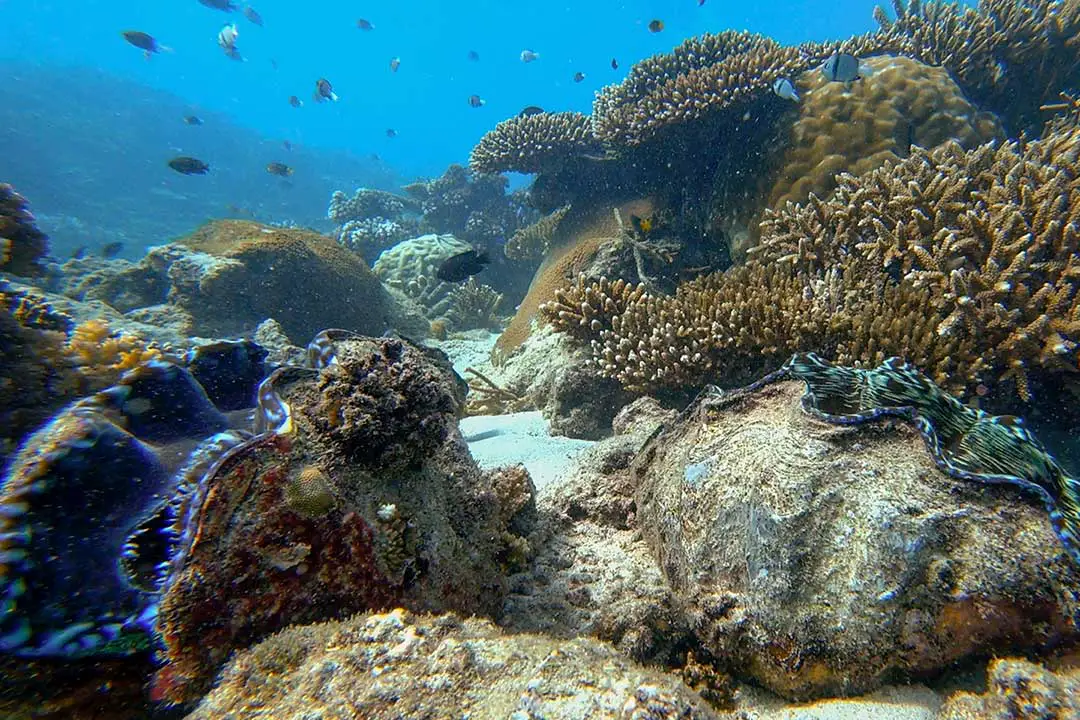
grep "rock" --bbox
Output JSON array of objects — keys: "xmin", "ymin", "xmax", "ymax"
[
  {"xmin": 632, "ymin": 379, "xmax": 1080, "ymax": 700},
  {"xmin": 936, "ymin": 657, "xmax": 1080, "ymax": 719},
  {"xmin": 253, "ymin": 317, "xmax": 305, "ymax": 366},
  {"xmin": 184, "ymin": 608, "xmax": 725, "ymax": 720},
  {"xmin": 153, "ymin": 333, "xmax": 523, "ymax": 702}
]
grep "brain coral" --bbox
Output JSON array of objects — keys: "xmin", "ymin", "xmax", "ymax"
[{"xmin": 766, "ymin": 54, "xmax": 1003, "ymax": 211}]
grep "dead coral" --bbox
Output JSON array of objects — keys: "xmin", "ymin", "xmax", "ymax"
[
  {"xmin": 870, "ymin": 0, "xmax": 1080, "ymax": 135},
  {"xmin": 766, "ymin": 54, "xmax": 1002, "ymax": 212},
  {"xmin": 469, "ymin": 112, "xmax": 599, "ymax": 175},
  {"xmin": 505, "ymin": 203, "xmax": 571, "ymax": 261},
  {"xmin": 544, "ymin": 126, "xmax": 1080, "ymax": 401},
  {"xmin": 591, "ymin": 30, "xmax": 810, "ymax": 146},
  {"xmin": 0, "ymin": 184, "xmax": 49, "ymax": 277}
]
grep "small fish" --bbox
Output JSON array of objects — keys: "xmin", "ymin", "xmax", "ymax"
[
  {"xmin": 266, "ymin": 162, "xmax": 293, "ymax": 177},
  {"xmin": 436, "ymin": 249, "xmax": 489, "ymax": 283},
  {"xmin": 121, "ymin": 31, "xmax": 170, "ymax": 58},
  {"xmin": 573, "ymin": 71, "xmax": 586, "ymax": 83},
  {"xmin": 520, "ymin": 49, "xmax": 539, "ymax": 63},
  {"xmin": 386, "ymin": 128, "xmax": 397, "ymax": 138},
  {"xmin": 611, "ymin": 57, "xmax": 618, "ymax": 70},
  {"xmin": 390, "ymin": 57, "xmax": 401, "ymax": 73},
  {"xmin": 772, "ymin": 77, "xmax": 799, "ymax": 102},
  {"xmin": 243, "ymin": 6, "xmax": 263, "ymax": 26},
  {"xmin": 288, "ymin": 95, "xmax": 303, "ymax": 108},
  {"xmin": 168, "ymin": 156, "xmax": 210, "ymax": 175},
  {"xmin": 313, "ymin": 78, "xmax": 338, "ymax": 103},
  {"xmin": 519, "ymin": 105, "xmax": 544, "ymax": 117},
  {"xmin": 821, "ymin": 52, "xmax": 861, "ymax": 83},
  {"xmin": 101, "ymin": 241, "xmax": 124, "ymax": 259},
  {"xmin": 630, "ymin": 215, "xmax": 653, "ymax": 235},
  {"xmin": 467, "ymin": 50, "xmax": 480, "ymax": 61},
  {"xmin": 468, "ymin": 94, "xmax": 485, "ymax": 108},
  {"xmin": 270, "ymin": 58, "xmax": 278, "ymax": 70},
  {"xmin": 183, "ymin": 115, "xmax": 204, "ymax": 125},
  {"xmin": 198, "ymin": 0, "xmax": 238, "ymax": 10},
  {"xmin": 70, "ymin": 246, "xmax": 87, "ymax": 260},
  {"xmin": 699, "ymin": 0, "xmax": 706, "ymax": 5},
  {"xmin": 356, "ymin": 18, "xmax": 374, "ymax": 31},
  {"xmin": 217, "ymin": 23, "xmax": 243, "ymax": 61},
  {"xmin": 648, "ymin": 19, "xmax": 664, "ymax": 33},
  {"xmin": 282, "ymin": 140, "xmax": 292, "ymax": 151}
]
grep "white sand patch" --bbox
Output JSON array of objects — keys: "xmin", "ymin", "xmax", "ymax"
[
  {"xmin": 461, "ymin": 411, "xmax": 595, "ymax": 491},
  {"xmin": 426, "ymin": 329, "xmax": 498, "ymax": 377},
  {"xmin": 739, "ymin": 683, "xmax": 942, "ymax": 720}
]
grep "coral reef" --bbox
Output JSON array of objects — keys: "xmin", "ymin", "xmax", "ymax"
[
  {"xmin": 184, "ymin": 608, "xmax": 724, "ymax": 720},
  {"xmin": 153, "ymin": 331, "xmax": 520, "ymax": 702},
  {"xmin": 937, "ymin": 657, "xmax": 1080, "ymax": 719},
  {"xmin": 632, "ymin": 360, "xmax": 1080, "ymax": 699},
  {"xmin": 0, "ymin": 183, "xmax": 49, "ymax": 277},
  {"xmin": 328, "ymin": 188, "xmax": 422, "ymax": 260},
  {"xmin": 544, "ymin": 127, "xmax": 1080, "ymax": 403},
  {"xmin": 766, "ymin": 54, "xmax": 1002, "ymax": 211},
  {"xmin": 327, "ymin": 187, "xmax": 420, "ymax": 225},
  {"xmin": 870, "ymin": 0, "xmax": 1080, "ymax": 136},
  {"xmin": 438, "ymin": 277, "xmax": 503, "ymax": 331},
  {"xmin": 469, "ymin": 111, "xmax": 600, "ymax": 175}
]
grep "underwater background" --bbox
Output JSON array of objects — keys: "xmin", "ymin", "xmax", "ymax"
[{"xmin": 4, "ymin": 0, "xmax": 1080, "ymax": 718}]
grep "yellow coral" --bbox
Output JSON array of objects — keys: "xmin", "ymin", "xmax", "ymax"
[{"xmin": 65, "ymin": 319, "xmax": 161, "ymax": 387}]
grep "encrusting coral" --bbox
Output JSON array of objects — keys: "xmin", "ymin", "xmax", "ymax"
[
  {"xmin": 543, "ymin": 125, "xmax": 1080, "ymax": 402},
  {"xmin": 469, "ymin": 111, "xmax": 599, "ymax": 175}
]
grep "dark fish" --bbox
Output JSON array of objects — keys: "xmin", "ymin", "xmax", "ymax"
[
  {"xmin": 821, "ymin": 52, "xmax": 861, "ymax": 83},
  {"xmin": 699, "ymin": 0, "xmax": 705, "ymax": 5},
  {"xmin": 611, "ymin": 57, "xmax": 618, "ymax": 69},
  {"xmin": 390, "ymin": 57, "xmax": 401, "ymax": 72},
  {"xmin": 313, "ymin": 78, "xmax": 338, "ymax": 103},
  {"xmin": 243, "ymin": 6, "xmax": 263, "ymax": 26},
  {"xmin": 519, "ymin": 105, "xmax": 544, "ymax": 117},
  {"xmin": 168, "ymin": 156, "xmax": 210, "ymax": 175},
  {"xmin": 356, "ymin": 18, "xmax": 374, "ymax": 30},
  {"xmin": 122, "ymin": 31, "xmax": 168, "ymax": 57},
  {"xmin": 468, "ymin": 94, "xmax": 485, "ymax": 108},
  {"xmin": 70, "ymin": 246, "xmax": 87, "ymax": 260},
  {"xmin": 573, "ymin": 71, "xmax": 585, "ymax": 83},
  {"xmin": 288, "ymin": 95, "xmax": 303, "ymax": 108},
  {"xmin": 197, "ymin": 0, "xmax": 237, "ymax": 10},
  {"xmin": 101, "ymin": 241, "xmax": 124, "ymax": 259},
  {"xmin": 467, "ymin": 50, "xmax": 480, "ymax": 61},
  {"xmin": 648, "ymin": 19, "xmax": 664, "ymax": 33},
  {"xmin": 386, "ymin": 128, "xmax": 397, "ymax": 138},
  {"xmin": 270, "ymin": 58, "xmax": 278, "ymax": 70},
  {"xmin": 266, "ymin": 162, "xmax": 293, "ymax": 177},
  {"xmin": 282, "ymin": 140, "xmax": 292, "ymax": 151},
  {"xmin": 183, "ymin": 115, "xmax": 203, "ymax": 125},
  {"xmin": 436, "ymin": 249, "xmax": 489, "ymax": 283}
]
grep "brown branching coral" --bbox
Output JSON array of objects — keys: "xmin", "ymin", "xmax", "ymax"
[
  {"xmin": 469, "ymin": 112, "xmax": 599, "ymax": 175},
  {"xmin": 870, "ymin": 0, "xmax": 1080, "ymax": 135},
  {"xmin": 505, "ymin": 204, "xmax": 571, "ymax": 261},
  {"xmin": 544, "ymin": 126, "xmax": 1080, "ymax": 401},
  {"xmin": 591, "ymin": 30, "xmax": 810, "ymax": 146}
]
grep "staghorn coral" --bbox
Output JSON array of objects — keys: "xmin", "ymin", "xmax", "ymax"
[
  {"xmin": 766, "ymin": 54, "xmax": 1002, "ymax": 212},
  {"xmin": 591, "ymin": 31, "xmax": 810, "ymax": 147},
  {"xmin": 505, "ymin": 203, "xmax": 571, "ymax": 261},
  {"xmin": 544, "ymin": 127, "xmax": 1080, "ymax": 402},
  {"xmin": 0, "ymin": 184, "xmax": 49, "ymax": 277},
  {"xmin": 469, "ymin": 111, "xmax": 599, "ymax": 175},
  {"xmin": 870, "ymin": 0, "xmax": 1080, "ymax": 136}
]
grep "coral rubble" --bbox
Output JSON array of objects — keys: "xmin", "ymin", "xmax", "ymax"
[
  {"xmin": 184, "ymin": 608, "xmax": 724, "ymax": 720},
  {"xmin": 632, "ymin": 359, "xmax": 1080, "ymax": 699}
]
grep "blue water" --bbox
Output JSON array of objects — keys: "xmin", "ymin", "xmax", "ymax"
[{"xmin": 0, "ymin": 0, "xmax": 889, "ymax": 256}]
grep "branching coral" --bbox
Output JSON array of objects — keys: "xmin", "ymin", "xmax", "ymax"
[
  {"xmin": 544, "ymin": 126, "xmax": 1080, "ymax": 402},
  {"xmin": 65, "ymin": 319, "xmax": 162, "ymax": 388},
  {"xmin": 436, "ymin": 278, "xmax": 504, "ymax": 331},
  {"xmin": 869, "ymin": 0, "xmax": 1080, "ymax": 135},
  {"xmin": 327, "ymin": 188, "xmax": 419, "ymax": 225},
  {"xmin": 505, "ymin": 204, "xmax": 571, "ymax": 261},
  {"xmin": 469, "ymin": 112, "xmax": 599, "ymax": 175},
  {"xmin": 0, "ymin": 184, "xmax": 49, "ymax": 277}
]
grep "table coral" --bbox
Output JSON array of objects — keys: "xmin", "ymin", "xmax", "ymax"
[{"xmin": 469, "ymin": 111, "xmax": 599, "ymax": 175}]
